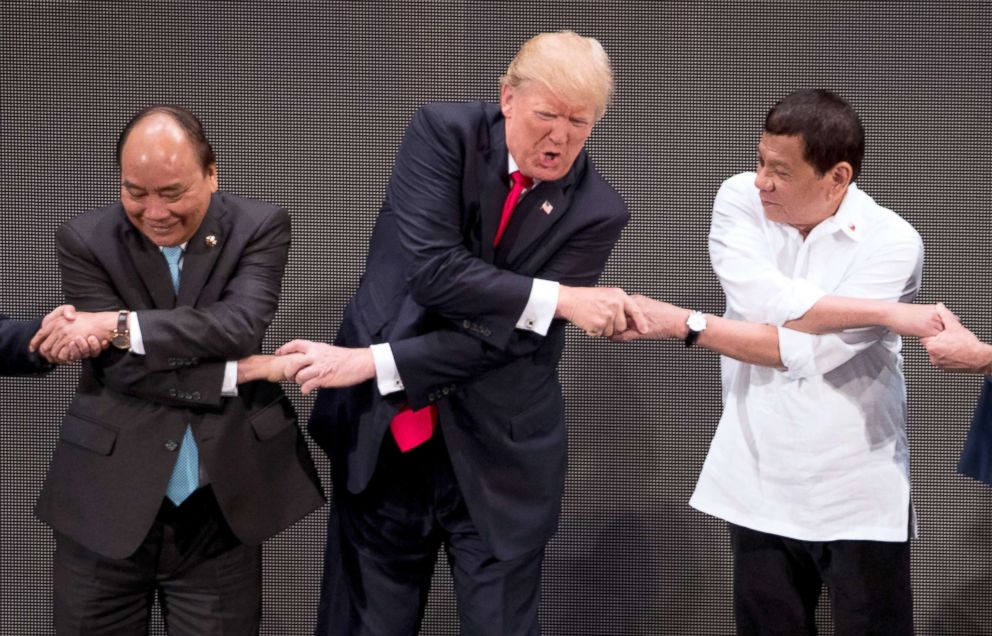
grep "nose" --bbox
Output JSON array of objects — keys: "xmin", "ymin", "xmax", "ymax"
[
  {"xmin": 143, "ymin": 196, "xmax": 170, "ymax": 219},
  {"xmin": 754, "ymin": 169, "xmax": 773, "ymax": 192},
  {"xmin": 547, "ymin": 118, "xmax": 568, "ymax": 145}
]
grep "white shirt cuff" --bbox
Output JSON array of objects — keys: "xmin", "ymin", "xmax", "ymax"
[
  {"xmin": 516, "ymin": 279, "xmax": 558, "ymax": 336},
  {"xmin": 371, "ymin": 343, "xmax": 404, "ymax": 395},
  {"xmin": 777, "ymin": 326, "xmax": 816, "ymax": 380},
  {"xmin": 128, "ymin": 312, "xmax": 145, "ymax": 355},
  {"xmin": 222, "ymin": 361, "xmax": 239, "ymax": 396}
]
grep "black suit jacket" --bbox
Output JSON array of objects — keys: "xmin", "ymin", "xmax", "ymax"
[
  {"xmin": 36, "ymin": 192, "xmax": 325, "ymax": 559},
  {"xmin": 959, "ymin": 376, "xmax": 992, "ymax": 486},
  {"xmin": 0, "ymin": 316, "xmax": 48, "ymax": 375},
  {"xmin": 310, "ymin": 102, "xmax": 628, "ymax": 560}
]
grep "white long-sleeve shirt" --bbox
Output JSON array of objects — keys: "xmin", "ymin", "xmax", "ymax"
[{"xmin": 689, "ymin": 172, "xmax": 924, "ymax": 542}]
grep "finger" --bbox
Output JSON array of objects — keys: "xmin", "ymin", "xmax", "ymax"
[
  {"xmin": 919, "ymin": 336, "xmax": 931, "ymax": 348},
  {"xmin": 275, "ymin": 339, "xmax": 311, "ymax": 356},
  {"xmin": 281, "ymin": 357, "xmax": 310, "ymax": 381},
  {"xmin": 60, "ymin": 304, "xmax": 77, "ymax": 320},
  {"xmin": 300, "ymin": 379, "xmax": 318, "ymax": 396},
  {"xmin": 294, "ymin": 363, "xmax": 321, "ymax": 386},
  {"xmin": 84, "ymin": 335, "xmax": 103, "ymax": 357},
  {"xmin": 935, "ymin": 303, "xmax": 960, "ymax": 327},
  {"xmin": 623, "ymin": 296, "xmax": 650, "ymax": 334},
  {"xmin": 29, "ymin": 322, "xmax": 58, "ymax": 352},
  {"xmin": 611, "ymin": 306, "xmax": 627, "ymax": 336}
]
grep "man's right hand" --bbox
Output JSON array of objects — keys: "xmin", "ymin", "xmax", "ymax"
[{"xmin": 556, "ymin": 285, "xmax": 648, "ymax": 338}]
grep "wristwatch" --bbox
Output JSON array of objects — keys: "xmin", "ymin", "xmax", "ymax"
[
  {"xmin": 684, "ymin": 310, "xmax": 707, "ymax": 348},
  {"xmin": 110, "ymin": 309, "xmax": 131, "ymax": 350}
]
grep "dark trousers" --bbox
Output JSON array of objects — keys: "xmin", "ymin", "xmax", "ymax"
[
  {"xmin": 54, "ymin": 487, "xmax": 261, "ymax": 635},
  {"xmin": 316, "ymin": 433, "xmax": 544, "ymax": 636},
  {"xmin": 728, "ymin": 523, "xmax": 913, "ymax": 636}
]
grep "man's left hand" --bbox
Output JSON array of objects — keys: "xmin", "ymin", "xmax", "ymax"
[{"xmin": 275, "ymin": 340, "xmax": 376, "ymax": 394}]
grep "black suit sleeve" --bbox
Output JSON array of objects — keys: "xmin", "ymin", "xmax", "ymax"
[
  {"xmin": 391, "ymin": 207, "xmax": 627, "ymax": 409},
  {"xmin": 0, "ymin": 316, "xmax": 50, "ymax": 376},
  {"xmin": 56, "ymin": 208, "xmax": 289, "ymax": 409},
  {"xmin": 135, "ymin": 209, "xmax": 291, "ymax": 363},
  {"xmin": 390, "ymin": 106, "xmax": 534, "ymax": 343}
]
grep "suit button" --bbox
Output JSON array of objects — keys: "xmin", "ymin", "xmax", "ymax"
[
  {"xmin": 191, "ymin": 391, "xmax": 201, "ymax": 401},
  {"xmin": 463, "ymin": 319, "xmax": 471, "ymax": 329},
  {"xmin": 165, "ymin": 440, "xmax": 178, "ymax": 451},
  {"xmin": 168, "ymin": 358, "xmax": 176, "ymax": 367},
  {"xmin": 168, "ymin": 388, "xmax": 177, "ymax": 398},
  {"xmin": 442, "ymin": 387, "xmax": 449, "ymax": 396},
  {"xmin": 483, "ymin": 328, "xmax": 492, "ymax": 336},
  {"xmin": 191, "ymin": 357, "xmax": 199, "ymax": 365}
]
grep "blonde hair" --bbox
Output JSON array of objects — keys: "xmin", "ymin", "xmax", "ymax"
[{"xmin": 501, "ymin": 31, "xmax": 614, "ymax": 120}]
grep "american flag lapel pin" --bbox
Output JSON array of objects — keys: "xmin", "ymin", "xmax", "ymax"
[{"xmin": 541, "ymin": 200, "xmax": 554, "ymax": 215}]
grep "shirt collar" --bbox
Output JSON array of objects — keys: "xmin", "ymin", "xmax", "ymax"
[
  {"xmin": 814, "ymin": 183, "xmax": 863, "ymax": 242},
  {"xmin": 507, "ymin": 154, "xmax": 540, "ymax": 187},
  {"xmin": 159, "ymin": 242, "xmax": 188, "ymax": 253}
]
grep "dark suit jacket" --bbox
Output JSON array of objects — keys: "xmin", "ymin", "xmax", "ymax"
[
  {"xmin": 310, "ymin": 102, "xmax": 628, "ymax": 560},
  {"xmin": 36, "ymin": 192, "xmax": 325, "ymax": 559},
  {"xmin": 0, "ymin": 316, "xmax": 48, "ymax": 375},
  {"xmin": 959, "ymin": 376, "xmax": 992, "ymax": 486}
]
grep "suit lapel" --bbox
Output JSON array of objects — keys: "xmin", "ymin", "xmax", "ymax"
[
  {"xmin": 479, "ymin": 119, "xmax": 509, "ymax": 263},
  {"xmin": 177, "ymin": 196, "xmax": 226, "ymax": 307},
  {"xmin": 120, "ymin": 214, "xmax": 177, "ymax": 310}
]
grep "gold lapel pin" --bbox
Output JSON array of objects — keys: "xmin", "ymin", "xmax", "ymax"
[{"xmin": 205, "ymin": 234, "xmax": 218, "ymax": 247}]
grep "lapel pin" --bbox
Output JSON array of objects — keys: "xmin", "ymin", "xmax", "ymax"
[
  {"xmin": 541, "ymin": 201, "xmax": 554, "ymax": 215},
  {"xmin": 205, "ymin": 234, "xmax": 218, "ymax": 247}
]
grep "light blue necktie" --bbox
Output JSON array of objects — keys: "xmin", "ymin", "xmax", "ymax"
[{"xmin": 162, "ymin": 246, "xmax": 199, "ymax": 506}]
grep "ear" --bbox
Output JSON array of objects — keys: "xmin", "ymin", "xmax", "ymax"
[
  {"xmin": 500, "ymin": 84, "xmax": 514, "ymax": 119},
  {"xmin": 206, "ymin": 163, "xmax": 219, "ymax": 192},
  {"xmin": 830, "ymin": 161, "xmax": 853, "ymax": 192}
]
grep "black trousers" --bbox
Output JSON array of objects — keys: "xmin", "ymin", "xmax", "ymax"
[
  {"xmin": 316, "ymin": 432, "xmax": 544, "ymax": 636},
  {"xmin": 54, "ymin": 487, "xmax": 261, "ymax": 635},
  {"xmin": 728, "ymin": 523, "xmax": 913, "ymax": 636}
]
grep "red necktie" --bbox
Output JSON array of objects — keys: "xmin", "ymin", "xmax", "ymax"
[
  {"xmin": 493, "ymin": 171, "xmax": 534, "ymax": 247},
  {"xmin": 390, "ymin": 403, "xmax": 438, "ymax": 452}
]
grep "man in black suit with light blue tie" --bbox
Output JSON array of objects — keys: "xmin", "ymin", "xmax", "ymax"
[
  {"xmin": 278, "ymin": 31, "xmax": 644, "ymax": 635},
  {"xmin": 32, "ymin": 105, "xmax": 324, "ymax": 633}
]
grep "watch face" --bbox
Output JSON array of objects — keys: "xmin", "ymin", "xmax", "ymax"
[
  {"xmin": 111, "ymin": 333, "xmax": 130, "ymax": 349},
  {"xmin": 687, "ymin": 312, "xmax": 707, "ymax": 332}
]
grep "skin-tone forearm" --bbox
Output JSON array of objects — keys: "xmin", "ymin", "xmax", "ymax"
[
  {"xmin": 695, "ymin": 315, "xmax": 784, "ymax": 369},
  {"xmin": 784, "ymin": 296, "xmax": 942, "ymax": 338},
  {"xmin": 614, "ymin": 296, "xmax": 783, "ymax": 368}
]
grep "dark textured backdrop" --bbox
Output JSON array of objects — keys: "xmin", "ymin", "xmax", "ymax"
[{"xmin": 2, "ymin": 2, "xmax": 990, "ymax": 634}]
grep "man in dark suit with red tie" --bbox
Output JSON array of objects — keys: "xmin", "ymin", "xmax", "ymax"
[
  {"xmin": 33, "ymin": 105, "xmax": 324, "ymax": 633},
  {"xmin": 278, "ymin": 31, "xmax": 642, "ymax": 635}
]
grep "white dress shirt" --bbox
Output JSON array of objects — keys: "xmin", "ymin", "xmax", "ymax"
[
  {"xmin": 128, "ymin": 243, "xmax": 239, "ymax": 396},
  {"xmin": 689, "ymin": 172, "xmax": 924, "ymax": 542},
  {"xmin": 371, "ymin": 154, "xmax": 559, "ymax": 396}
]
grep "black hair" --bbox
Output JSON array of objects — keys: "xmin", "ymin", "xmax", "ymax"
[
  {"xmin": 765, "ymin": 89, "xmax": 865, "ymax": 181},
  {"xmin": 115, "ymin": 105, "xmax": 216, "ymax": 173}
]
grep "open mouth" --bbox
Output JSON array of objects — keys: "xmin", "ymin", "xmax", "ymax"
[{"xmin": 540, "ymin": 151, "xmax": 561, "ymax": 167}]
